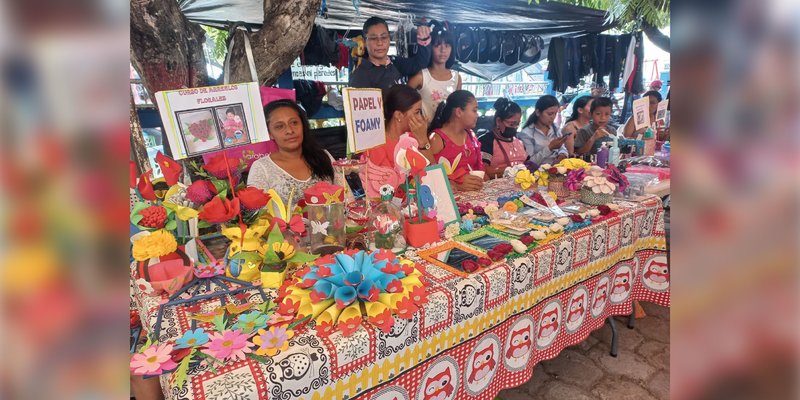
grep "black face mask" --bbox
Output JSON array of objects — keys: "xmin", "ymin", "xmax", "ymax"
[{"xmin": 499, "ymin": 126, "xmax": 517, "ymax": 138}]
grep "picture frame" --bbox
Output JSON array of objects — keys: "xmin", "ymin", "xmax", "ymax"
[
  {"xmin": 454, "ymin": 227, "xmax": 516, "ymax": 252},
  {"xmin": 417, "ymin": 241, "xmax": 488, "ymax": 278},
  {"xmin": 420, "ymin": 164, "xmax": 461, "ymax": 227}
]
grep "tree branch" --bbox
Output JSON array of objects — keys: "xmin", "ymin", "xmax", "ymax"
[{"xmin": 642, "ymin": 19, "xmax": 670, "ymax": 53}]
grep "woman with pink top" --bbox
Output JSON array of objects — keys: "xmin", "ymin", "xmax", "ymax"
[{"xmin": 428, "ymin": 90, "xmax": 485, "ymax": 192}]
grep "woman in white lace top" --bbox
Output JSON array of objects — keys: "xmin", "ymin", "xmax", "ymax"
[{"xmin": 248, "ymin": 100, "xmax": 337, "ymax": 208}]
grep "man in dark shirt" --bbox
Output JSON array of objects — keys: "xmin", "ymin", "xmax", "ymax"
[{"xmin": 348, "ymin": 17, "xmax": 432, "ymax": 92}]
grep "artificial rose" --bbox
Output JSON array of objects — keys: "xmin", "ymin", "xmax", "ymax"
[
  {"xmin": 237, "ymin": 187, "xmax": 271, "ymax": 211},
  {"xmin": 477, "ymin": 257, "xmax": 493, "ymax": 267},
  {"xmin": 186, "ymin": 180, "xmax": 218, "ymax": 204},
  {"xmin": 138, "ymin": 205, "xmax": 168, "ymax": 229},
  {"xmin": 566, "ymin": 168, "xmax": 586, "ymax": 191},
  {"xmin": 462, "ymin": 259, "xmax": 480, "ymax": 273},
  {"xmin": 198, "ymin": 196, "xmax": 240, "ymax": 224},
  {"xmin": 203, "ymin": 153, "xmax": 240, "ymax": 180},
  {"xmin": 547, "ymin": 167, "xmax": 558, "ymax": 175},
  {"xmin": 519, "ymin": 235, "xmax": 534, "ymax": 245},
  {"xmin": 605, "ymin": 165, "xmax": 629, "ymax": 193},
  {"xmin": 597, "ymin": 205, "xmax": 612, "ymax": 215},
  {"xmin": 570, "ymin": 214, "xmax": 585, "ymax": 223}
]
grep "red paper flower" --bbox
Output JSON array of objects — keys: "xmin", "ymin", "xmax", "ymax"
[
  {"xmin": 295, "ymin": 266, "xmax": 312, "ymax": 279},
  {"xmin": 520, "ymin": 235, "xmax": 534, "ymax": 245},
  {"xmin": 395, "ymin": 297, "xmax": 419, "ymax": 319},
  {"xmin": 373, "ymin": 249, "xmax": 395, "ymax": 262},
  {"xmin": 409, "ymin": 285, "xmax": 428, "ymax": 305},
  {"xmin": 198, "ymin": 196, "xmax": 240, "ymax": 224},
  {"xmin": 400, "ymin": 262, "xmax": 416, "ymax": 276},
  {"xmin": 203, "ymin": 153, "xmax": 240, "ymax": 180},
  {"xmin": 477, "ymin": 257, "xmax": 493, "ymax": 267},
  {"xmin": 547, "ymin": 167, "xmax": 558, "ymax": 175},
  {"xmin": 277, "ymin": 297, "xmax": 300, "ymax": 316},
  {"xmin": 138, "ymin": 205, "xmax": 168, "ymax": 229},
  {"xmin": 462, "ymin": 259, "xmax": 480, "ymax": 272},
  {"xmin": 315, "ymin": 254, "xmax": 336, "ymax": 267},
  {"xmin": 277, "ymin": 280, "xmax": 295, "ymax": 300},
  {"xmin": 310, "ymin": 289, "xmax": 329, "ymax": 304},
  {"xmin": 570, "ymin": 214, "xmax": 585, "ymax": 223},
  {"xmin": 237, "ymin": 187, "xmax": 270, "ymax": 211},
  {"xmin": 597, "ymin": 205, "xmax": 612, "ymax": 215},
  {"xmin": 186, "ymin": 180, "xmax": 218, "ymax": 204},
  {"xmin": 386, "ymin": 279, "xmax": 404, "ymax": 294},
  {"xmin": 130, "ymin": 310, "xmax": 140, "ymax": 328},
  {"xmin": 155, "ymin": 152, "xmax": 182, "ymax": 186},
  {"xmin": 380, "ymin": 262, "xmax": 402, "ymax": 275},
  {"xmin": 170, "ymin": 347, "xmax": 192, "ymax": 364},
  {"xmin": 494, "ymin": 243, "xmax": 514, "ymax": 255},
  {"xmin": 137, "ymin": 170, "xmax": 156, "ymax": 201},
  {"xmin": 339, "ymin": 315, "xmax": 363, "ymax": 336},
  {"xmin": 316, "ymin": 320, "xmax": 335, "ymax": 337},
  {"xmin": 315, "ymin": 264, "xmax": 333, "ymax": 278},
  {"xmin": 369, "ymin": 308, "xmax": 395, "ymax": 333},
  {"xmin": 487, "ymin": 250, "xmax": 504, "ymax": 262}
]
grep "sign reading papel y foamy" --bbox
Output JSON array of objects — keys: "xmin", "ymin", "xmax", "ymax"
[{"xmin": 343, "ymin": 88, "xmax": 386, "ymax": 154}]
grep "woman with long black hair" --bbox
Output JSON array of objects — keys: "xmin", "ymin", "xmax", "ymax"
[
  {"xmin": 518, "ymin": 95, "xmax": 570, "ymax": 165},
  {"xmin": 248, "ymin": 100, "xmax": 338, "ymax": 207},
  {"xmin": 561, "ymin": 95, "xmax": 594, "ymax": 155}
]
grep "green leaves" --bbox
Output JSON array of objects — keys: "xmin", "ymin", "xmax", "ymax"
[
  {"xmin": 172, "ymin": 348, "xmax": 196, "ymax": 388},
  {"xmin": 229, "ymin": 251, "xmax": 263, "ymax": 264},
  {"xmin": 212, "ymin": 313, "xmax": 227, "ymax": 333},
  {"xmin": 540, "ymin": 0, "xmax": 669, "ymax": 29}
]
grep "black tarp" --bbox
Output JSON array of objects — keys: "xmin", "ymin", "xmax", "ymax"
[{"xmin": 179, "ymin": 0, "xmax": 616, "ymax": 81}]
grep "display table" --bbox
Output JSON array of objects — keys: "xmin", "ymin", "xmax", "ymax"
[{"xmin": 131, "ymin": 178, "xmax": 670, "ymax": 400}]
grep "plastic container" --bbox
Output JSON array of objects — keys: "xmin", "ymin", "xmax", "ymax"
[
  {"xmin": 368, "ymin": 195, "xmax": 406, "ymax": 253},
  {"xmin": 307, "ymin": 202, "xmax": 346, "ymax": 255}
]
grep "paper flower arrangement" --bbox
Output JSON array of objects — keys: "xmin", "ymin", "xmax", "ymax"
[
  {"xmin": 583, "ymin": 166, "xmax": 616, "ymax": 194},
  {"xmin": 278, "ymin": 249, "xmax": 428, "ymax": 337}
]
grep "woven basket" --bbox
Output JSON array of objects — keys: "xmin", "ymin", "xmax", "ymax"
[
  {"xmin": 547, "ymin": 177, "xmax": 571, "ymax": 199},
  {"xmin": 580, "ymin": 187, "xmax": 614, "ymax": 205}
]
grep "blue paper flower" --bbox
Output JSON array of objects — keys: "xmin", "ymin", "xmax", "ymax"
[
  {"xmin": 175, "ymin": 328, "xmax": 209, "ymax": 349},
  {"xmin": 232, "ymin": 311, "xmax": 267, "ymax": 333}
]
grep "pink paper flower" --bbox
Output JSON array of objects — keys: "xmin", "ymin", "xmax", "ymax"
[
  {"xmin": 605, "ymin": 165, "xmax": 629, "ymax": 192},
  {"xmin": 203, "ymin": 330, "xmax": 253, "ymax": 362},
  {"xmin": 130, "ymin": 343, "xmax": 178, "ymax": 375},
  {"xmin": 566, "ymin": 168, "xmax": 586, "ymax": 191}
]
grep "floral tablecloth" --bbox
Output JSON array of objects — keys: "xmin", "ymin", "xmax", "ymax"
[{"xmin": 131, "ymin": 178, "xmax": 669, "ymax": 400}]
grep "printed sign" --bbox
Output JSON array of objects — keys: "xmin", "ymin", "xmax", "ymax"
[
  {"xmin": 632, "ymin": 96, "xmax": 651, "ymax": 131},
  {"xmin": 155, "ymin": 82, "xmax": 269, "ymax": 159},
  {"xmin": 342, "ymin": 88, "xmax": 386, "ymax": 153},
  {"xmin": 655, "ymin": 99, "xmax": 669, "ymax": 123}
]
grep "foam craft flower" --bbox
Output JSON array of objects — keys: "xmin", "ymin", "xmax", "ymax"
[
  {"xmin": 137, "ymin": 170, "xmax": 156, "ymax": 201},
  {"xmin": 186, "ymin": 180, "xmax": 218, "ymax": 204},
  {"xmin": 163, "ymin": 184, "xmax": 199, "ymax": 221},
  {"xmin": 510, "ymin": 239, "xmax": 527, "ymax": 253},
  {"xmin": 137, "ymin": 205, "xmax": 168, "ymax": 229},
  {"xmin": 237, "ymin": 187, "xmax": 271, "ymax": 211},
  {"xmin": 533, "ymin": 170, "xmax": 549, "ymax": 186},
  {"xmin": 204, "ymin": 330, "xmax": 253, "ymax": 362},
  {"xmin": 605, "ymin": 165, "xmax": 629, "ymax": 193},
  {"xmin": 514, "ymin": 169, "xmax": 535, "ymax": 190},
  {"xmin": 267, "ymin": 312, "xmax": 295, "ymax": 327},
  {"xmin": 548, "ymin": 223, "xmax": 564, "ymax": 233},
  {"xmin": 130, "ymin": 343, "xmax": 178, "ymax": 375},
  {"xmin": 555, "ymin": 158, "xmax": 590, "ymax": 171},
  {"xmin": 444, "ymin": 223, "xmax": 460, "ymax": 239},
  {"xmin": 132, "ymin": 229, "xmax": 178, "ymax": 261},
  {"xmin": 566, "ymin": 168, "xmax": 586, "ymax": 191},
  {"xmin": 272, "ymin": 241, "xmax": 296, "ymax": 261},
  {"xmin": 135, "ymin": 278, "xmax": 154, "ymax": 295},
  {"xmin": 588, "ymin": 209, "xmax": 601, "ymax": 217},
  {"xmin": 556, "ymin": 166, "xmax": 568, "ymax": 175},
  {"xmin": 253, "ymin": 326, "xmax": 294, "ymax": 356},
  {"xmin": 155, "ymin": 152, "xmax": 182, "ymax": 186},
  {"xmin": 198, "ymin": 196, "xmax": 240, "ymax": 224},
  {"xmin": 556, "ymin": 217, "xmax": 570, "ymax": 226},
  {"xmin": 175, "ymin": 328, "xmax": 209, "ymax": 349},
  {"xmin": 584, "ymin": 175, "xmax": 616, "ymax": 194},
  {"xmin": 203, "ymin": 153, "xmax": 240, "ymax": 180},
  {"xmin": 282, "ymin": 250, "xmax": 427, "ymax": 336},
  {"xmin": 232, "ymin": 311, "xmax": 267, "ymax": 333},
  {"xmin": 367, "ymin": 304, "xmax": 395, "ymax": 333},
  {"xmin": 438, "ymin": 154, "xmax": 462, "ymax": 177},
  {"xmin": 531, "ymin": 230, "xmax": 547, "ymax": 240}
]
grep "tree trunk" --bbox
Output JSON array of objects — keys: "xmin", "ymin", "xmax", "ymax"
[
  {"xmin": 130, "ymin": 0, "xmax": 208, "ymax": 103},
  {"xmin": 226, "ymin": 0, "xmax": 322, "ymax": 86},
  {"xmin": 642, "ymin": 20, "xmax": 670, "ymax": 53}
]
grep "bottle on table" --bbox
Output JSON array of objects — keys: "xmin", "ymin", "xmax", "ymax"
[
  {"xmin": 597, "ymin": 143, "xmax": 609, "ymax": 168},
  {"xmin": 608, "ymin": 135, "xmax": 621, "ymax": 166},
  {"xmin": 643, "ymin": 126, "xmax": 656, "ymax": 156}
]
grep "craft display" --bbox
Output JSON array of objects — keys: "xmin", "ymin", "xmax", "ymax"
[
  {"xmin": 394, "ymin": 139, "xmax": 440, "ymax": 248},
  {"xmin": 368, "ymin": 185, "xmax": 406, "ymax": 252},
  {"xmin": 567, "ymin": 165, "xmax": 629, "ymax": 205},
  {"xmin": 304, "ymin": 181, "xmax": 347, "ymax": 255},
  {"xmin": 279, "ymin": 249, "xmax": 428, "ymax": 336},
  {"xmin": 515, "ymin": 159, "xmax": 590, "ymax": 199}
]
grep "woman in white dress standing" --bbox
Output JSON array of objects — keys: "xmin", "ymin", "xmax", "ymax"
[{"xmin": 408, "ymin": 26, "xmax": 462, "ymax": 122}]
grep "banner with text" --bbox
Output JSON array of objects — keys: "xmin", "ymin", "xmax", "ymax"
[
  {"xmin": 155, "ymin": 82, "xmax": 269, "ymax": 159},
  {"xmin": 342, "ymin": 88, "xmax": 386, "ymax": 154}
]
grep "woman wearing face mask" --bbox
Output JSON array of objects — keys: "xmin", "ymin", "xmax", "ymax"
[
  {"xmin": 518, "ymin": 95, "xmax": 569, "ymax": 165},
  {"xmin": 478, "ymin": 98, "xmax": 527, "ymax": 179},
  {"xmin": 408, "ymin": 26, "xmax": 462, "ymax": 121}
]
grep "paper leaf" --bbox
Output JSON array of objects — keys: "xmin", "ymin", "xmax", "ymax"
[
  {"xmin": 212, "ymin": 314, "xmax": 226, "ymax": 332},
  {"xmin": 247, "ymin": 353, "xmax": 272, "ymax": 364},
  {"xmin": 289, "ymin": 252, "xmax": 319, "ymax": 264},
  {"xmin": 173, "ymin": 348, "xmax": 194, "ymax": 388},
  {"xmin": 287, "ymin": 315, "xmax": 311, "ymax": 330},
  {"xmin": 197, "ymin": 220, "xmax": 212, "ymax": 229},
  {"xmin": 266, "ymin": 224, "xmax": 284, "ymax": 244},
  {"xmin": 211, "ymin": 179, "xmax": 228, "ymax": 193},
  {"xmin": 164, "ymin": 220, "xmax": 177, "ymax": 231},
  {"xmin": 230, "ymin": 252, "xmax": 263, "ymax": 263}
]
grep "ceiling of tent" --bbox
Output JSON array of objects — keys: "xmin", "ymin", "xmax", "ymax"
[{"xmin": 179, "ymin": 0, "xmax": 616, "ymax": 81}]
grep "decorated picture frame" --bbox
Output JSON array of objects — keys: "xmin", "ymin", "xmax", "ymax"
[
  {"xmin": 420, "ymin": 164, "xmax": 461, "ymax": 227},
  {"xmin": 453, "ymin": 227, "xmax": 516, "ymax": 252},
  {"xmin": 417, "ymin": 241, "xmax": 488, "ymax": 278}
]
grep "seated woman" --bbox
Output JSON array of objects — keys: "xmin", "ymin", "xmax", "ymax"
[
  {"xmin": 622, "ymin": 90, "xmax": 662, "ymax": 139},
  {"xmin": 478, "ymin": 98, "xmax": 527, "ymax": 179},
  {"xmin": 248, "ymin": 100, "xmax": 336, "ymax": 207},
  {"xmin": 360, "ymin": 84, "xmax": 433, "ymax": 198},
  {"xmin": 575, "ymin": 96, "xmax": 617, "ymax": 156},
  {"xmin": 428, "ymin": 90, "xmax": 485, "ymax": 192},
  {"xmin": 408, "ymin": 26, "xmax": 462, "ymax": 121},
  {"xmin": 561, "ymin": 95, "xmax": 594, "ymax": 156},
  {"xmin": 518, "ymin": 95, "xmax": 569, "ymax": 165}
]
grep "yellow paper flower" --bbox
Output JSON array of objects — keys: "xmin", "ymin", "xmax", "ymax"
[
  {"xmin": 272, "ymin": 241, "xmax": 296, "ymax": 261},
  {"xmin": 533, "ymin": 170, "xmax": 549, "ymax": 186},
  {"xmin": 222, "ymin": 224, "xmax": 268, "ymax": 253},
  {"xmin": 555, "ymin": 158, "xmax": 590, "ymax": 171},
  {"xmin": 514, "ymin": 169, "xmax": 535, "ymax": 190},
  {"xmin": 132, "ymin": 230, "xmax": 178, "ymax": 261}
]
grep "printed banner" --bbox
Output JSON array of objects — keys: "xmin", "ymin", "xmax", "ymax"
[{"xmin": 342, "ymin": 88, "xmax": 386, "ymax": 154}]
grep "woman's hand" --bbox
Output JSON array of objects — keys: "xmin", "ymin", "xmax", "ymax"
[
  {"xmin": 548, "ymin": 134, "xmax": 569, "ymax": 150},
  {"xmin": 455, "ymin": 174, "xmax": 484, "ymax": 192},
  {"xmin": 408, "ymin": 113, "xmax": 429, "ymax": 143}
]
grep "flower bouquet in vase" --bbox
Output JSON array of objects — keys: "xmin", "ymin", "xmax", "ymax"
[{"xmin": 394, "ymin": 137, "xmax": 438, "ymax": 248}]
